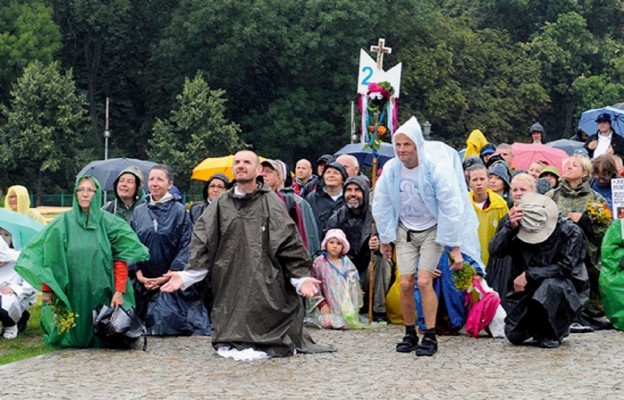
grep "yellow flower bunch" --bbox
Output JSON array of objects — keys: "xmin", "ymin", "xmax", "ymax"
[
  {"xmin": 586, "ymin": 201, "xmax": 612, "ymax": 225},
  {"xmin": 52, "ymin": 299, "xmax": 78, "ymax": 334},
  {"xmin": 451, "ymin": 261, "xmax": 477, "ymax": 291}
]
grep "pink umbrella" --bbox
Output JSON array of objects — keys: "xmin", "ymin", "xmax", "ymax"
[{"xmin": 511, "ymin": 143, "xmax": 569, "ymax": 172}]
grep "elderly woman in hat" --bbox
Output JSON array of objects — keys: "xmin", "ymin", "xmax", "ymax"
[
  {"xmin": 584, "ymin": 112, "xmax": 624, "ymax": 159},
  {"xmin": 486, "ymin": 173, "xmax": 536, "ymax": 310},
  {"xmin": 490, "ymin": 192, "xmax": 589, "ymax": 348}
]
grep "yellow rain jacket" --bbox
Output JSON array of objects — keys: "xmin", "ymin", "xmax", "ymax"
[
  {"xmin": 4, "ymin": 185, "xmax": 46, "ymax": 224},
  {"xmin": 464, "ymin": 129, "xmax": 488, "ymax": 160},
  {"xmin": 470, "ymin": 188, "xmax": 508, "ymax": 266}
]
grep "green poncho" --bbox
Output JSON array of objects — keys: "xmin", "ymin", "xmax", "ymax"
[
  {"xmin": 600, "ymin": 219, "xmax": 624, "ymax": 331},
  {"xmin": 15, "ymin": 176, "xmax": 149, "ymax": 347}
]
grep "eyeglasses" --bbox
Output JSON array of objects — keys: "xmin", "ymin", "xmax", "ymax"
[
  {"xmin": 209, "ymin": 185, "xmax": 226, "ymax": 190},
  {"xmin": 76, "ymin": 188, "xmax": 97, "ymax": 194}
]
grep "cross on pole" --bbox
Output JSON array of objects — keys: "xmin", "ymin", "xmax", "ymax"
[{"xmin": 370, "ymin": 38, "xmax": 392, "ymax": 70}]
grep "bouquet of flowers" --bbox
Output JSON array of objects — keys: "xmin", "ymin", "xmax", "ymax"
[
  {"xmin": 586, "ymin": 201, "xmax": 612, "ymax": 225},
  {"xmin": 451, "ymin": 260, "xmax": 480, "ymax": 304},
  {"xmin": 52, "ymin": 298, "xmax": 78, "ymax": 334},
  {"xmin": 364, "ymin": 81, "xmax": 395, "ymax": 151}
]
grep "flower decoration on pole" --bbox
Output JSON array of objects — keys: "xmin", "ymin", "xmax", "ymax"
[{"xmin": 360, "ymin": 81, "xmax": 397, "ymax": 152}]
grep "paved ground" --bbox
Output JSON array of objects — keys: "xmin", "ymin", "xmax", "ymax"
[{"xmin": 1, "ymin": 324, "xmax": 622, "ymax": 399}]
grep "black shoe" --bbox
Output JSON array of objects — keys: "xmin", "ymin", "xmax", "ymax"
[
  {"xmin": 396, "ymin": 335, "xmax": 419, "ymax": 353},
  {"xmin": 538, "ymin": 338, "xmax": 561, "ymax": 349},
  {"xmin": 373, "ymin": 312, "xmax": 388, "ymax": 323},
  {"xmin": 415, "ymin": 336, "xmax": 438, "ymax": 357}
]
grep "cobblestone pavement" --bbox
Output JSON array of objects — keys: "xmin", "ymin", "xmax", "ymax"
[{"xmin": 1, "ymin": 324, "xmax": 623, "ymax": 399}]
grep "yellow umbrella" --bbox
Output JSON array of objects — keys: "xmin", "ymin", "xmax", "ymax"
[{"xmin": 191, "ymin": 155, "xmax": 266, "ymax": 181}]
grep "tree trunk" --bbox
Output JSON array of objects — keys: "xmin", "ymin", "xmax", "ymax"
[
  {"xmin": 86, "ymin": 36, "xmax": 102, "ymax": 145},
  {"xmin": 564, "ymin": 95, "xmax": 574, "ymax": 138},
  {"xmin": 36, "ymin": 169, "xmax": 43, "ymax": 207}
]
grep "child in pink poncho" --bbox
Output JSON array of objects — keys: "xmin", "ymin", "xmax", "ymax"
[{"xmin": 308, "ymin": 229, "xmax": 363, "ymax": 329}]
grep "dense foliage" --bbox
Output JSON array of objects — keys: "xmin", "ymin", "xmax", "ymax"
[{"xmin": 1, "ymin": 0, "xmax": 623, "ymax": 196}]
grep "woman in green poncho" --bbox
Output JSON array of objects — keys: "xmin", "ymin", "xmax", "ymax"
[{"xmin": 15, "ymin": 176, "xmax": 149, "ymax": 348}]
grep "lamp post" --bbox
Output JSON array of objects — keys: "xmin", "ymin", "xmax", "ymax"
[
  {"xmin": 104, "ymin": 97, "xmax": 110, "ymax": 160},
  {"xmin": 423, "ymin": 120, "xmax": 432, "ymax": 140}
]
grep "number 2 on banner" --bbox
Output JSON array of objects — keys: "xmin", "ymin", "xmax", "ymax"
[{"xmin": 361, "ymin": 66, "xmax": 373, "ymax": 85}]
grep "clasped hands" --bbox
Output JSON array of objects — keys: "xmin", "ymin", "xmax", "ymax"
[{"xmin": 137, "ymin": 270, "xmax": 171, "ymax": 291}]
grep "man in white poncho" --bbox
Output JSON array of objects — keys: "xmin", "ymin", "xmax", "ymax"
[{"xmin": 373, "ymin": 116, "xmax": 483, "ymax": 356}]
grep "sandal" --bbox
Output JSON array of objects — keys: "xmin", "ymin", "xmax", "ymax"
[
  {"xmin": 396, "ymin": 335, "xmax": 419, "ymax": 353},
  {"xmin": 415, "ymin": 336, "xmax": 438, "ymax": 357}
]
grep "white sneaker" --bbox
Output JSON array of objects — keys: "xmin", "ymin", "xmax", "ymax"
[{"xmin": 3, "ymin": 325, "xmax": 17, "ymax": 339}]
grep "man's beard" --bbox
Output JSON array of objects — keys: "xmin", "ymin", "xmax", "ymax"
[{"xmin": 346, "ymin": 198, "xmax": 363, "ymax": 209}]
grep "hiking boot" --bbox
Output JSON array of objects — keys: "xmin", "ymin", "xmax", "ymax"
[
  {"xmin": 396, "ymin": 334, "xmax": 419, "ymax": 353},
  {"xmin": 415, "ymin": 336, "xmax": 438, "ymax": 357}
]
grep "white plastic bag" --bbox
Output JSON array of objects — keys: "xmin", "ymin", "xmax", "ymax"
[{"xmin": 477, "ymin": 279, "xmax": 507, "ymax": 338}]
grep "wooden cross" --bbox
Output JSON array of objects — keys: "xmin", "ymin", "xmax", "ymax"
[{"xmin": 370, "ymin": 38, "xmax": 392, "ymax": 70}]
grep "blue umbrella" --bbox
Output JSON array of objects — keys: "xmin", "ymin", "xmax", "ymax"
[
  {"xmin": 0, "ymin": 209, "xmax": 45, "ymax": 250},
  {"xmin": 578, "ymin": 106, "xmax": 624, "ymax": 136},
  {"xmin": 77, "ymin": 158, "xmax": 157, "ymax": 191},
  {"xmin": 334, "ymin": 142, "xmax": 395, "ymax": 169}
]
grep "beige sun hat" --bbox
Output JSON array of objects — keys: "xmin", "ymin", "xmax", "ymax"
[{"xmin": 516, "ymin": 192, "xmax": 559, "ymax": 244}]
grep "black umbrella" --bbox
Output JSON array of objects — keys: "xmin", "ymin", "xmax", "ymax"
[
  {"xmin": 334, "ymin": 142, "xmax": 395, "ymax": 169},
  {"xmin": 546, "ymin": 139, "xmax": 587, "ymax": 156},
  {"xmin": 77, "ymin": 158, "xmax": 157, "ymax": 191}
]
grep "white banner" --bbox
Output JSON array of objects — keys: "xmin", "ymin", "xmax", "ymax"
[{"xmin": 356, "ymin": 49, "xmax": 402, "ymax": 97}]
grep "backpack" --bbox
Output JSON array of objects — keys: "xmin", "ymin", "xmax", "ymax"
[{"xmin": 465, "ymin": 279, "xmax": 501, "ymax": 338}]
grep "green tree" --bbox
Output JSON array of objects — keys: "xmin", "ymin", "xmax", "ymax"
[
  {"xmin": 0, "ymin": 61, "xmax": 90, "ymax": 198},
  {"xmin": 0, "ymin": 1, "xmax": 61, "ymax": 102},
  {"xmin": 151, "ymin": 0, "xmax": 398, "ymax": 164},
  {"xmin": 398, "ymin": 15, "xmax": 548, "ymax": 146},
  {"xmin": 147, "ymin": 74, "xmax": 245, "ymax": 191},
  {"xmin": 525, "ymin": 12, "xmax": 598, "ymax": 136},
  {"xmin": 51, "ymin": 0, "xmax": 178, "ymax": 158}
]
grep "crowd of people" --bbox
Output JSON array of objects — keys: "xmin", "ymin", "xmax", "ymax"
[{"xmin": 1, "ymin": 112, "xmax": 624, "ymax": 359}]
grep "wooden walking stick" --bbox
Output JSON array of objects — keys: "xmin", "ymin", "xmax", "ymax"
[{"xmin": 367, "ymin": 154, "xmax": 379, "ymax": 324}]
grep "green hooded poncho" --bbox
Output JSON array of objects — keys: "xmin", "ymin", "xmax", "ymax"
[
  {"xmin": 15, "ymin": 176, "xmax": 149, "ymax": 347},
  {"xmin": 600, "ymin": 219, "xmax": 624, "ymax": 331}
]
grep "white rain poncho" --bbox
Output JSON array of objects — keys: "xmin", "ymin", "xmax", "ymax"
[{"xmin": 372, "ymin": 116, "xmax": 484, "ymax": 271}]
